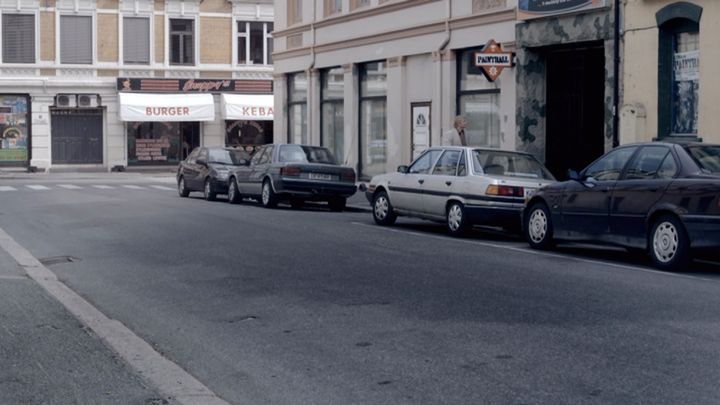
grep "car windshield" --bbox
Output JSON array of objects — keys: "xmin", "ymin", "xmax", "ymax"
[
  {"xmin": 686, "ymin": 145, "xmax": 720, "ymax": 173},
  {"xmin": 278, "ymin": 145, "xmax": 337, "ymax": 164},
  {"xmin": 472, "ymin": 150, "xmax": 555, "ymax": 180},
  {"xmin": 208, "ymin": 149, "xmax": 249, "ymax": 165}
]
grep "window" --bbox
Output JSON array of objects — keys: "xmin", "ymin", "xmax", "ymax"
[
  {"xmin": 686, "ymin": 145, "xmax": 720, "ymax": 173},
  {"xmin": 321, "ymin": 67, "xmax": 344, "ymax": 163},
  {"xmin": 123, "ymin": 17, "xmax": 150, "ymax": 64},
  {"xmin": 584, "ymin": 147, "xmax": 637, "ymax": 182},
  {"xmin": 60, "ymin": 15, "xmax": 92, "ymax": 64},
  {"xmin": 250, "ymin": 146, "xmax": 266, "ymax": 165},
  {"xmin": 237, "ymin": 21, "xmax": 273, "ymax": 65},
  {"xmin": 457, "ymin": 152, "xmax": 467, "ymax": 176},
  {"xmin": 288, "ymin": 0, "xmax": 302, "ymax": 25},
  {"xmin": 2, "ymin": 14, "xmax": 35, "ymax": 63},
  {"xmin": 287, "ymin": 72, "xmax": 307, "ymax": 144},
  {"xmin": 408, "ymin": 150, "xmax": 442, "ymax": 174},
  {"xmin": 472, "ymin": 150, "xmax": 555, "ymax": 180},
  {"xmin": 170, "ymin": 19, "xmax": 194, "ymax": 65},
  {"xmin": 457, "ymin": 49, "xmax": 501, "ymax": 148},
  {"xmin": 326, "ymin": 0, "xmax": 342, "ymax": 16},
  {"xmin": 359, "ymin": 61, "xmax": 387, "ymax": 178},
  {"xmin": 432, "ymin": 150, "xmax": 462, "ymax": 176},
  {"xmin": 625, "ymin": 146, "xmax": 672, "ymax": 180},
  {"xmin": 657, "ymin": 153, "xmax": 679, "ymax": 179},
  {"xmin": 351, "ymin": 0, "xmax": 371, "ymax": 10}
]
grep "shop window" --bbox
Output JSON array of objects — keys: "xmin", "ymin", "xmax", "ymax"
[
  {"xmin": 169, "ymin": 19, "xmax": 194, "ymax": 65},
  {"xmin": 287, "ymin": 72, "xmax": 308, "ymax": 144},
  {"xmin": 359, "ymin": 61, "xmax": 387, "ymax": 178},
  {"xmin": 321, "ymin": 67, "xmax": 344, "ymax": 163},
  {"xmin": 225, "ymin": 120, "xmax": 273, "ymax": 155},
  {"xmin": 457, "ymin": 49, "xmax": 501, "ymax": 148},
  {"xmin": 237, "ymin": 21, "xmax": 273, "ymax": 65},
  {"xmin": 0, "ymin": 95, "xmax": 30, "ymax": 164},
  {"xmin": 123, "ymin": 17, "xmax": 150, "ymax": 65},
  {"xmin": 657, "ymin": 2, "xmax": 702, "ymax": 138},
  {"xmin": 60, "ymin": 15, "xmax": 92, "ymax": 64},
  {"xmin": 2, "ymin": 14, "xmax": 35, "ymax": 63},
  {"xmin": 127, "ymin": 122, "xmax": 199, "ymax": 165}
]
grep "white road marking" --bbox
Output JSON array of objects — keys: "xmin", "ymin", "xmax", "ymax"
[
  {"xmin": 58, "ymin": 184, "xmax": 83, "ymax": 189},
  {"xmin": 150, "ymin": 185, "xmax": 175, "ymax": 191},
  {"xmin": 0, "ymin": 275, "xmax": 27, "ymax": 280},
  {"xmin": 351, "ymin": 222, "xmax": 719, "ymax": 283},
  {"xmin": 0, "ymin": 186, "xmax": 17, "ymax": 191},
  {"xmin": 26, "ymin": 185, "xmax": 50, "ymax": 190},
  {"xmin": 0, "ymin": 226, "xmax": 230, "ymax": 405},
  {"xmin": 122, "ymin": 185, "xmax": 145, "ymax": 189},
  {"xmin": 92, "ymin": 185, "xmax": 114, "ymax": 189}
]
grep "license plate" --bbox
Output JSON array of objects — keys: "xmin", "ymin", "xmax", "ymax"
[
  {"xmin": 524, "ymin": 188, "xmax": 536, "ymax": 199},
  {"xmin": 309, "ymin": 173, "xmax": 333, "ymax": 181}
]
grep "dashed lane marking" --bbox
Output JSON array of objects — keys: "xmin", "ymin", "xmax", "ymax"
[
  {"xmin": 91, "ymin": 185, "xmax": 114, "ymax": 189},
  {"xmin": 150, "ymin": 185, "xmax": 175, "ymax": 191},
  {"xmin": 26, "ymin": 185, "xmax": 50, "ymax": 190},
  {"xmin": 122, "ymin": 185, "xmax": 145, "ymax": 189},
  {"xmin": 0, "ymin": 186, "xmax": 17, "ymax": 191},
  {"xmin": 58, "ymin": 184, "xmax": 83, "ymax": 189}
]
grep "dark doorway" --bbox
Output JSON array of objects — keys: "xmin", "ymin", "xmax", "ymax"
[
  {"xmin": 180, "ymin": 122, "xmax": 200, "ymax": 160},
  {"xmin": 545, "ymin": 45, "xmax": 606, "ymax": 179},
  {"xmin": 51, "ymin": 109, "xmax": 103, "ymax": 164}
]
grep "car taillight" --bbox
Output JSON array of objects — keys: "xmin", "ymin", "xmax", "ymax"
[
  {"xmin": 280, "ymin": 166, "xmax": 301, "ymax": 176},
  {"xmin": 341, "ymin": 170, "xmax": 356, "ymax": 182},
  {"xmin": 486, "ymin": 184, "xmax": 524, "ymax": 197}
]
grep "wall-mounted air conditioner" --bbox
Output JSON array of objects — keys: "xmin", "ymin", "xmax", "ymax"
[
  {"xmin": 55, "ymin": 94, "xmax": 77, "ymax": 108},
  {"xmin": 77, "ymin": 94, "xmax": 100, "ymax": 108}
]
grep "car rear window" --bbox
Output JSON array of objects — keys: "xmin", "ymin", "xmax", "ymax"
[
  {"xmin": 686, "ymin": 145, "xmax": 720, "ymax": 173},
  {"xmin": 472, "ymin": 150, "xmax": 555, "ymax": 180},
  {"xmin": 208, "ymin": 149, "xmax": 249, "ymax": 165},
  {"xmin": 278, "ymin": 145, "xmax": 337, "ymax": 164}
]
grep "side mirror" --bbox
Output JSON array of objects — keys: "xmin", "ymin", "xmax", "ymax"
[
  {"xmin": 196, "ymin": 158, "xmax": 207, "ymax": 167},
  {"xmin": 397, "ymin": 165, "xmax": 409, "ymax": 174},
  {"xmin": 567, "ymin": 169, "xmax": 580, "ymax": 181}
]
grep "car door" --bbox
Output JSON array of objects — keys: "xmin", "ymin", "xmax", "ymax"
[
  {"xmin": 187, "ymin": 148, "xmax": 207, "ymax": 190},
  {"xmin": 561, "ymin": 146, "xmax": 638, "ymax": 238},
  {"xmin": 180, "ymin": 148, "xmax": 200, "ymax": 189},
  {"xmin": 609, "ymin": 146, "xmax": 678, "ymax": 244},
  {"xmin": 249, "ymin": 145, "xmax": 273, "ymax": 195},
  {"xmin": 389, "ymin": 149, "xmax": 442, "ymax": 213},
  {"xmin": 423, "ymin": 149, "xmax": 462, "ymax": 218},
  {"xmin": 236, "ymin": 146, "xmax": 264, "ymax": 194}
]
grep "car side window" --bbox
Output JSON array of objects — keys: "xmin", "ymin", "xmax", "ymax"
[
  {"xmin": 624, "ymin": 146, "xmax": 671, "ymax": 180},
  {"xmin": 584, "ymin": 147, "xmax": 637, "ymax": 181},
  {"xmin": 186, "ymin": 148, "xmax": 200, "ymax": 164},
  {"xmin": 432, "ymin": 150, "xmax": 461, "ymax": 176},
  {"xmin": 257, "ymin": 147, "xmax": 271, "ymax": 165},
  {"xmin": 657, "ymin": 152, "xmax": 679, "ymax": 179},
  {"xmin": 409, "ymin": 150, "xmax": 442, "ymax": 174},
  {"xmin": 250, "ymin": 147, "xmax": 265, "ymax": 165},
  {"xmin": 198, "ymin": 148, "xmax": 208, "ymax": 161},
  {"xmin": 264, "ymin": 146, "xmax": 274, "ymax": 163},
  {"xmin": 457, "ymin": 151, "xmax": 467, "ymax": 176}
]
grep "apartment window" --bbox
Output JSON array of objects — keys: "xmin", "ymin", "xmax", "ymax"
[
  {"xmin": 321, "ymin": 67, "xmax": 344, "ymax": 163},
  {"xmin": 457, "ymin": 49, "xmax": 501, "ymax": 148},
  {"xmin": 351, "ymin": 0, "xmax": 371, "ymax": 11},
  {"xmin": 2, "ymin": 14, "xmax": 35, "ymax": 63},
  {"xmin": 170, "ymin": 19, "xmax": 194, "ymax": 65},
  {"xmin": 60, "ymin": 15, "xmax": 92, "ymax": 64},
  {"xmin": 123, "ymin": 17, "xmax": 150, "ymax": 64},
  {"xmin": 325, "ymin": 0, "xmax": 342, "ymax": 16},
  {"xmin": 359, "ymin": 61, "xmax": 387, "ymax": 178},
  {"xmin": 287, "ymin": 72, "xmax": 307, "ymax": 144},
  {"xmin": 237, "ymin": 21, "xmax": 273, "ymax": 65},
  {"xmin": 288, "ymin": 0, "xmax": 302, "ymax": 25}
]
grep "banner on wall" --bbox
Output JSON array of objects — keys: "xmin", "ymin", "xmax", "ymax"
[
  {"xmin": 518, "ymin": 0, "xmax": 609, "ymax": 20},
  {"xmin": 0, "ymin": 95, "xmax": 29, "ymax": 164},
  {"xmin": 118, "ymin": 93, "xmax": 215, "ymax": 122}
]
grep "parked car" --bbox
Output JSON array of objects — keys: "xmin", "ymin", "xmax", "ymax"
[
  {"xmin": 227, "ymin": 144, "xmax": 357, "ymax": 211},
  {"xmin": 523, "ymin": 142, "xmax": 720, "ymax": 271},
  {"xmin": 177, "ymin": 147, "xmax": 251, "ymax": 201},
  {"xmin": 365, "ymin": 146, "xmax": 556, "ymax": 235}
]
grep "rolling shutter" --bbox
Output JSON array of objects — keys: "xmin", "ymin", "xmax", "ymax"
[
  {"xmin": 60, "ymin": 15, "xmax": 92, "ymax": 64},
  {"xmin": 123, "ymin": 17, "xmax": 150, "ymax": 64},
  {"xmin": 2, "ymin": 14, "xmax": 35, "ymax": 63}
]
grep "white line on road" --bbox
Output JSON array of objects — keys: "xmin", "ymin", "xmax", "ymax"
[
  {"xmin": 92, "ymin": 185, "xmax": 114, "ymax": 189},
  {"xmin": 149, "ymin": 185, "xmax": 175, "ymax": 191},
  {"xmin": 351, "ymin": 222, "xmax": 719, "ymax": 283},
  {"xmin": 0, "ymin": 186, "xmax": 17, "ymax": 191},
  {"xmin": 0, "ymin": 227, "xmax": 230, "ymax": 405},
  {"xmin": 58, "ymin": 184, "xmax": 83, "ymax": 189},
  {"xmin": 26, "ymin": 185, "xmax": 50, "ymax": 190},
  {"xmin": 122, "ymin": 185, "xmax": 145, "ymax": 189}
]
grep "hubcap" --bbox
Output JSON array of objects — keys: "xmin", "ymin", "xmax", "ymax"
[
  {"xmin": 448, "ymin": 204, "xmax": 463, "ymax": 231},
  {"xmin": 229, "ymin": 181, "xmax": 236, "ymax": 200},
  {"xmin": 528, "ymin": 209, "xmax": 548, "ymax": 243},
  {"xmin": 653, "ymin": 222, "xmax": 678, "ymax": 263},
  {"xmin": 262, "ymin": 183, "xmax": 270, "ymax": 205},
  {"xmin": 374, "ymin": 196, "xmax": 388, "ymax": 220},
  {"xmin": 205, "ymin": 181, "xmax": 210, "ymax": 197}
]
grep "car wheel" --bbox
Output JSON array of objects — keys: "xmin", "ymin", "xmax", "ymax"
[
  {"xmin": 204, "ymin": 178, "xmax": 217, "ymax": 201},
  {"xmin": 525, "ymin": 202, "xmax": 554, "ymax": 250},
  {"xmin": 228, "ymin": 178, "xmax": 241, "ymax": 204},
  {"xmin": 446, "ymin": 201, "xmax": 470, "ymax": 237},
  {"xmin": 372, "ymin": 191, "xmax": 397, "ymax": 226},
  {"xmin": 328, "ymin": 197, "xmax": 346, "ymax": 212},
  {"xmin": 290, "ymin": 197, "xmax": 305, "ymax": 209},
  {"xmin": 649, "ymin": 214, "xmax": 691, "ymax": 272},
  {"xmin": 261, "ymin": 179, "xmax": 278, "ymax": 208},
  {"xmin": 177, "ymin": 176, "xmax": 189, "ymax": 198}
]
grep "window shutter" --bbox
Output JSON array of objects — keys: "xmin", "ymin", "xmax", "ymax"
[
  {"xmin": 2, "ymin": 14, "xmax": 35, "ymax": 63},
  {"xmin": 123, "ymin": 17, "xmax": 150, "ymax": 64},
  {"xmin": 60, "ymin": 15, "xmax": 92, "ymax": 64}
]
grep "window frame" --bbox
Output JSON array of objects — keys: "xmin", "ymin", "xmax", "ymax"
[
  {"xmin": 168, "ymin": 17, "xmax": 196, "ymax": 66},
  {"xmin": 358, "ymin": 61, "xmax": 388, "ymax": 179},
  {"xmin": 121, "ymin": 15, "xmax": 152, "ymax": 65},
  {"xmin": 622, "ymin": 146, "xmax": 674, "ymax": 181},
  {"xmin": 236, "ymin": 20, "xmax": 273, "ymax": 66},
  {"xmin": 1, "ymin": 12, "xmax": 38, "ymax": 64},
  {"xmin": 456, "ymin": 48, "xmax": 502, "ymax": 148},
  {"xmin": 320, "ymin": 66, "xmax": 345, "ymax": 163},
  {"xmin": 287, "ymin": 71, "xmax": 308, "ymax": 144},
  {"xmin": 431, "ymin": 149, "xmax": 462, "ymax": 176},
  {"xmin": 325, "ymin": 0, "xmax": 343, "ymax": 16},
  {"xmin": 582, "ymin": 146, "xmax": 639, "ymax": 182},
  {"xmin": 288, "ymin": 0, "xmax": 302, "ymax": 26}
]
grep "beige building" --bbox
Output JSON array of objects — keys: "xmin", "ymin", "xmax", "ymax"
[
  {"xmin": 621, "ymin": 0, "xmax": 717, "ymax": 144},
  {"xmin": 272, "ymin": 0, "xmax": 519, "ymax": 180},
  {"xmin": 0, "ymin": 0, "xmax": 274, "ymax": 170}
]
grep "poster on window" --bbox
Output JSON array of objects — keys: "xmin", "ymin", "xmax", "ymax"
[
  {"xmin": 127, "ymin": 122, "xmax": 182, "ymax": 165},
  {"xmin": 0, "ymin": 95, "xmax": 29, "ymax": 164},
  {"xmin": 411, "ymin": 103, "xmax": 431, "ymax": 158},
  {"xmin": 225, "ymin": 120, "xmax": 273, "ymax": 155},
  {"xmin": 672, "ymin": 50, "xmax": 699, "ymax": 134}
]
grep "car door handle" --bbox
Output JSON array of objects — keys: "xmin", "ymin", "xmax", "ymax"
[
  {"xmin": 445, "ymin": 181, "xmax": 452, "ymax": 186},
  {"xmin": 418, "ymin": 179, "xmax": 424, "ymax": 184}
]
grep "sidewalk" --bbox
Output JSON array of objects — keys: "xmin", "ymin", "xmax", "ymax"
[{"xmin": 0, "ymin": 247, "xmax": 169, "ymax": 405}]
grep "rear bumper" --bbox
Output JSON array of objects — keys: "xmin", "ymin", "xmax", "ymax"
[
  {"xmin": 465, "ymin": 203, "xmax": 523, "ymax": 228},
  {"xmin": 211, "ymin": 178, "xmax": 229, "ymax": 194},
  {"xmin": 276, "ymin": 178, "xmax": 357, "ymax": 199},
  {"xmin": 681, "ymin": 215, "xmax": 720, "ymax": 248}
]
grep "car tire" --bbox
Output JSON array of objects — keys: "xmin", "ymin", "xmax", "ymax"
[
  {"xmin": 177, "ymin": 176, "xmax": 189, "ymax": 198},
  {"xmin": 261, "ymin": 179, "xmax": 278, "ymax": 208},
  {"xmin": 525, "ymin": 202, "xmax": 554, "ymax": 250},
  {"xmin": 228, "ymin": 178, "xmax": 242, "ymax": 204},
  {"xmin": 204, "ymin": 178, "xmax": 217, "ymax": 202},
  {"xmin": 372, "ymin": 191, "xmax": 397, "ymax": 226},
  {"xmin": 446, "ymin": 201, "xmax": 470, "ymax": 237},
  {"xmin": 649, "ymin": 214, "xmax": 691, "ymax": 272},
  {"xmin": 290, "ymin": 197, "xmax": 305, "ymax": 209},
  {"xmin": 328, "ymin": 197, "xmax": 346, "ymax": 212}
]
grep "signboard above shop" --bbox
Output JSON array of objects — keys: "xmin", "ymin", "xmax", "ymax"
[
  {"xmin": 117, "ymin": 78, "xmax": 273, "ymax": 94},
  {"xmin": 518, "ymin": 0, "xmax": 609, "ymax": 20}
]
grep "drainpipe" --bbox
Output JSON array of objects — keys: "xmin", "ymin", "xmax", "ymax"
[
  {"xmin": 436, "ymin": 0, "xmax": 452, "ymax": 146},
  {"xmin": 307, "ymin": 0, "xmax": 317, "ymax": 145},
  {"xmin": 612, "ymin": 0, "xmax": 621, "ymax": 148}
]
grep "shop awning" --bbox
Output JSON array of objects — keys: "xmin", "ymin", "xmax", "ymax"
[
  {"xmin": 118, "ymin": 92, "xmax": 215, "ymax": 122},
  {"xmin": 221, "ymin": 94, "xmax": 274, "ymax": 121}
]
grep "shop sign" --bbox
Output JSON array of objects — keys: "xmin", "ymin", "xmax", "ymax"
[
  {"xmin": 473, "ymin": 40, "xmax": 515, "ymax": 82},
  {"xmin": 118, "ymin": 93, "xmax": 215, "ymax": 122},
  {"xmin": 518, "ymin": 0, "xmax": 608, "ymax": 20},
  {"xmin": 117, "ymin": 78, "xmax": 273, "ymax": 94}
]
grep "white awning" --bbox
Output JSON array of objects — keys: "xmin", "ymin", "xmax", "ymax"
[
  {"xmin": 221, "ymin": 94, "xmax": 274, "ymax": 121},
  {"xmin": 118, "ymin": 92, "xmax": 215, "ymax": 122}
]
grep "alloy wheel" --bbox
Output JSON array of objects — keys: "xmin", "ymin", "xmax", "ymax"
[{"xmin": 262, "ymin": 182, "xmax": 270, "ymax": 205}]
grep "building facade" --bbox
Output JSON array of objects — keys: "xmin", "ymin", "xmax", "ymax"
[
  {"xmin": 0, "ymin": 0, "xmax": 274, "ymax": 170},
  {"xmin": 272, "ymin": 0, "xmax": 519, "ymax": 180},
  {"xmin": 620, "ymin": 0, "xmax": 718, "ymax": 145}
]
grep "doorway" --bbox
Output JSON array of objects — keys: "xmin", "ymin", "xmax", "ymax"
[
  {"xmin": 545, "ymin": 45, "xmax": 606, "ymax": 179},
  {"xmin": 51, "ymin": 108, "xmax": 103, "ymax": 164}
]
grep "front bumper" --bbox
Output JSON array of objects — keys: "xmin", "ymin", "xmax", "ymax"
[{"xmin": 210, "ymin": 177, "xmax": 229, "ymax": 194}]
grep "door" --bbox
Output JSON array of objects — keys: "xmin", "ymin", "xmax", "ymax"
[
  {"xmin": 188, "ymin": 148, "xmax": 207, "ymax": 190},
  {"xmin": 546, "ymin": 46, "xmax": 605, "ymax": 180},
  {"xmin": 235, "ymin": 146, "xmax": 262, "ymax": 194},
  {"xmin": 51, "ymin": 109, "xmax": 103, "ymax": 164},
  {"xmin": 389, "ymin": 149, "xmax": 442, "ymax": 213},
  {"xmin": 248, "ymin": 145, "xmax": 273, "ymax": 195},
  {"xmin": 422, "ymin": 149, "xmax": 462, "ymax": 218}
]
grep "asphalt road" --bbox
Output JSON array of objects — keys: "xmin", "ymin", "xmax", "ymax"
[{"xmin": 2, "ymin": 174, "xmax": 720, "ymax": 404}]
